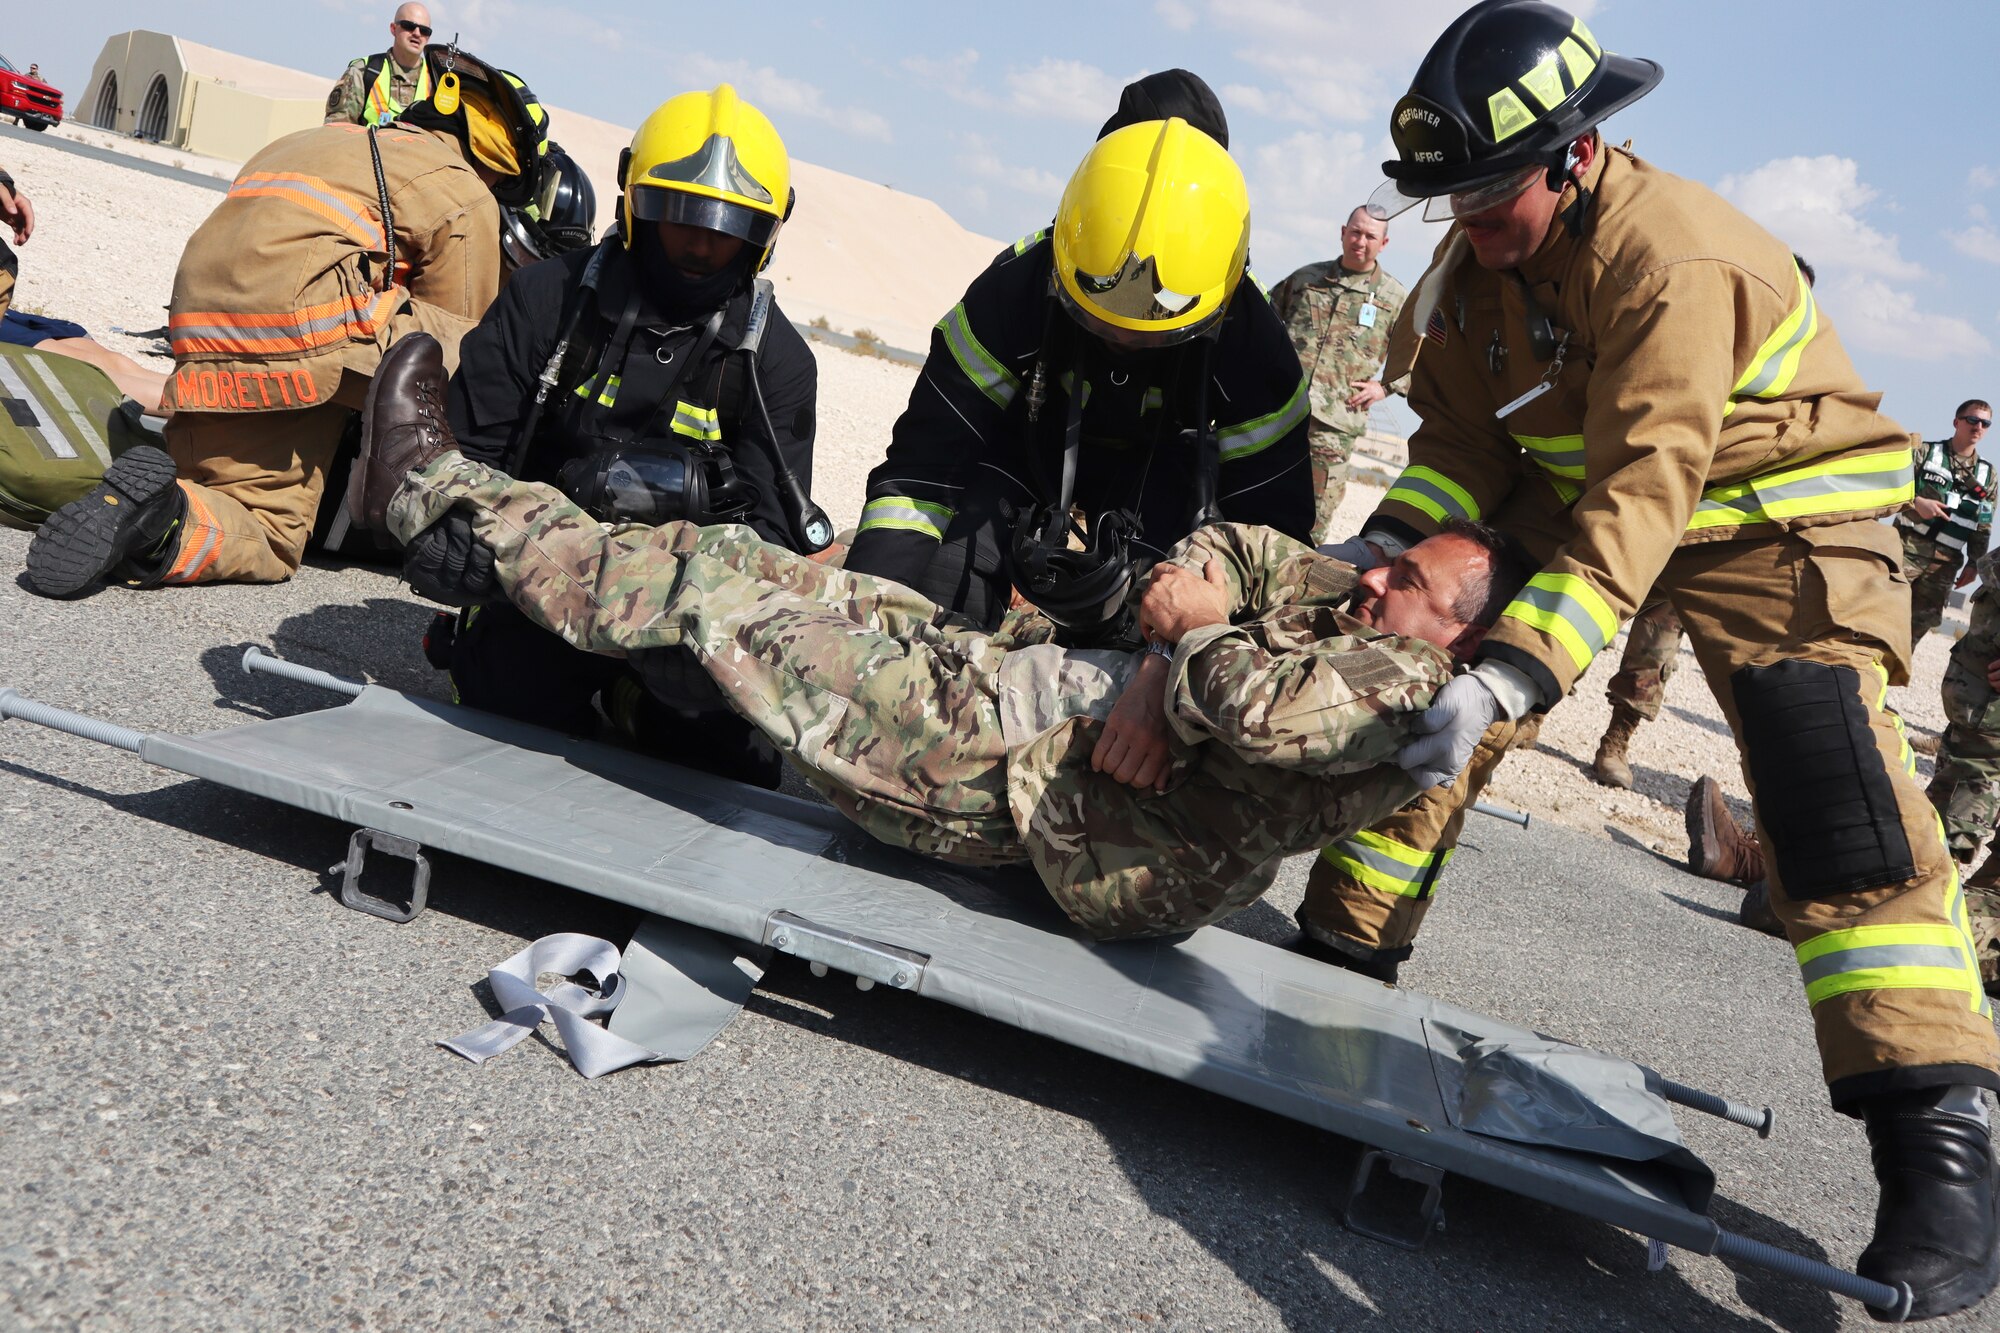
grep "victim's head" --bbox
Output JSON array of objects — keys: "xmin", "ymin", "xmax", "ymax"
[{"xmin": 1348, "ymin": 521, "xmax": 1534, "ymax": 662}]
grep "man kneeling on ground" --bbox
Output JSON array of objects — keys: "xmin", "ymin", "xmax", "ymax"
[{"xmin": 355, "ymin": 335, "xmax": 1533, "ymax": 937}]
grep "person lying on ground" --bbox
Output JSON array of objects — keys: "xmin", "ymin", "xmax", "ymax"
[{"xmin": 343, "ymin": 334, "xmax": 1535, "ymax": 940}]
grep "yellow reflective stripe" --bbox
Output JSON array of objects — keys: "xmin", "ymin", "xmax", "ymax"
[
  {"xmin": 1732, "ymin": 267, "xmax": 1819, "ymax": 401},
  {"xmin": 1686, "ymin": 447, "xmax": 1914, "ymax": 531},
  {"xmin": 1517, "ymin": 55, "xmax": 1568, "ymax": 112},
  {"xmin": 1488, "ymin": 88, "xmax": 1535, "ymax": 143},
  {"xmin": 1559, "ymin": 36, "xmax": 1597, "ymax": 84},
  {"xmin": 571, "ymin": 371, "xmax": 620, "ymax": 408},
  {"xmin": 1511, "ymin": 432, "xmax": 1587, "ymax": 480},
  {"xmin": 1219, "ymin": 373, "xmax": 1308, "ymax": 461},
  {"xmin": 1320, "ymin": 831, "xmax": 1453, "ymax": 899},
  {"xmin": 1384, "ymin": 465, "xmax": 1481, "ymax": 524},
  {"xmin": 1944, "ymin": 848, "xmax": 1996, "ymax": 1018},
  {"xmin": 670, "ymin": 401, "xmax": 722, "ymax": 441},
  {"xmin": 1796, "ymin": 922, "xmax": 1981, "ymax": 1007},
  {"xmin": 857, "ymin": 495, "xmax": 953, "ymax": 540},
  {"xmin": 937, "ymin": 303, "xmax": 1019, "ymax": 411},
  {"xmin": 1501, "ymin": 572, "xmax": 1618, "ymax": 673},
  {"xmin": 1545, "ymin": 474, "xmax": 1583, "ymax": 505},
  {"xmin": 1012, "ymin": 228, "xmax": 1048, "ymax": 257},
  {"xmin": 1874, "ymin": 662, "xmax": 1918, "ymax": 777}
]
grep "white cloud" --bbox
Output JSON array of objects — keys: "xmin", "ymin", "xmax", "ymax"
[
  {"xmin": 1970, "ymin": 165, "xmax": 1999, "ymax": 191},
  {"xmin": 900, "ymin": 50, "xmax": 995, "ymax": 109},
  {"xmin": 957, "ymin": 135, "xmax": 1066, "ymax": 200},
  {"xmin": 1004, "ymin": 59, "xmax": 1139, "ymax": 123},
  {"xmin": 677, "ymin": 54, "xmax": 892, "ymax": 142},
  {"xmin": 1823, "ymin": 276, "xmax": 1991, "ymax": 361},
  {"xmin": 1715, "ymin": 155, "xmax": 1923, "ymax": 279},
  {"xmin": 1155, "ymin": 0, "xmax": 1198, "ymax": 31},
  {"xmin": 1949, "ymin": 225, "xmax": 2000, "ymax": 266}
]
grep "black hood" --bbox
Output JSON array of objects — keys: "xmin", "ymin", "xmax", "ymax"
[{"xmin": 1098, "ymin": 70, "xmax": 1229, "ymax": 148}]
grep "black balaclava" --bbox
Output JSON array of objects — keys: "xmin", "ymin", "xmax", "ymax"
[
  {"xmin": 1098, "ymin": 70, "xmax": 1229, "ymax": 147},
  {"xmin": 632, "ymin": 224, "xmax": 751, "ymax": 323}
]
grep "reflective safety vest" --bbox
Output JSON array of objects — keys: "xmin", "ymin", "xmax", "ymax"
[
  {"xmin": 362, "ymin": 52, "xmax": 432, "ymax": 127},
  {"xmin": 1898, "ymin": 438, "xmax": 1994, "ymax": 554}
]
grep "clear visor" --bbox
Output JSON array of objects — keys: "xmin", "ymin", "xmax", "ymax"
[
  {"xmin": 1053, "ymin": 278, "xmax": 1222, "ymax": 351},
  {"xmin": 630, "ymin": 187, "xmax": 780, "ymax": 247},
  {"xmin": 1367, "ymin": 164, "xmax": 1547, "ymax": 223}
]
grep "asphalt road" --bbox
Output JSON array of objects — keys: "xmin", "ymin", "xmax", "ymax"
[{"xmin": 0, "ymin": 529, "xmax": 1991, "ymax": 1331}]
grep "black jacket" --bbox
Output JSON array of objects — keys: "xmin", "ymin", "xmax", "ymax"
[
  {"xmin": 447, "ymin": 243, "xmax": 817, "ymax": 550},
  {"xmin": 844, "ymin": 232, "xmax": 1312, "ymax": 606}
]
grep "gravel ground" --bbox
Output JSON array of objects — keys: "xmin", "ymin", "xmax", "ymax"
[{"xmin": 2, "ymin": 133, "xmax": 1992, "ymax": 1332}]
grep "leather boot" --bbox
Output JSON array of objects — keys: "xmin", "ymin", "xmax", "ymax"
[
  {"xmin": 1286, "ymin": 929, "xmax": 1402, "ymax": 985},
  {"xmin": 349, "ymin": 331, "xmax": 454, "ymax": 531},
  {"xmin": 1592, "ymin": 706, "xmax": 1641, "ymax": 789},
  {"xmin": 25, "ymin": 445, "xmax": 186, "ymax": 598},
  {"xmin": 1684, "ymin": 776, "xmax": 1765, "ymax": 885},
  {"xmin": 1736, "ymin": 880, "xmax": 1786, "ymax": 938},
  {"xmin": 1856, "ymin": 1086, "xmax": 2000, "ymax": 1321}
]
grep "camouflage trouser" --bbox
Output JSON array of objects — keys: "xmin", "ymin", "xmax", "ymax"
[
  {"xmin": 388, "ymin": 454, "xmax": 1028, "ymax": 867},
  {"xmin": 1900, "ymin": 530, "xmax": 1963, "ymax": 643},
  {"xmin": 1307, "ymin": 420, "xmax": 1361, "ymax": 544},
  {"xmin": 1605, "ymin": 601, "xmax": 1684, "ymax": 723},
  {"xmin": 1929, "ymin": 586, "xmax": 2000, "ymax": 860}
]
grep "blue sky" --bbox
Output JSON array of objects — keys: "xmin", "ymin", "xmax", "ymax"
[{"xmin": 16, "ymin": 1, "xmax": 2000, "ymax": 442}]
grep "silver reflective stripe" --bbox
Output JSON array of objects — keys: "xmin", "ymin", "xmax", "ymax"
[
  {"xmin": 857, "ymin": 496, "xmax": 951, "ymax": 539},
  {"xmin": 1691, "ymin": 453, "xmax": 1915, "ymax": 527},
  {"xmin": 1219, "ymin": 375, "xmax": 1308, "ymax": 461},
  {"xmin": 14, "ymin": 353, "xmax": 109, "ymax": 464},
  {"xmin": 937, "ymin": 304, "xmax": 1018, "ymax": 411},
  {"xmin": 1511, "ymin": 580, "xmax": 1612, "ymax": 655},
  {"xmin": 1333, "ymin": 840, "xmax": 1424, "ymax": 888},
  {"xmin": 1797, "ymin": 942, "xmax": 1967, "ymax": 989},
  {"xmin": 1386, "ymin": 471, "xmax": 1476, "ymax": 522},
  {"xmin": 1511, "ymin": 433, "xmax": 1587, "ymax": 478},
  {"xmin": 0, "ymin": 356, "xmax": 72, "ymax": 460},
  {"xmin": 1735, "ymin": 278, "xmax": 1817, "ymax": 399}
]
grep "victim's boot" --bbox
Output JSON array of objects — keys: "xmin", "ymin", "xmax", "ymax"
[
  {"xmin": 349, "ymin": 331, "xmax": 452, "ymax": 531},
  {"xmin": 25, "ymin": 445, "xmax": 186, "ymax": 597},
  {"xmin": 1856, "ymin": 1085, "xmax": 2000, "ymax": 1321},
  {"xmin": 1684, "ymin": 775, "xmax": 1765, "ymax": 886},
  {"xmin": 1592, "ymin": 705, "xmax": 1643, "ymax": 789}
]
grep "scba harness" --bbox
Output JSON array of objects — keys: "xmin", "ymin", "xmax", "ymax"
[
  {"xmin": 510, "ymin": 240, "xmax": 828, "ymax": 547},
  {"xmin": 1904, "ymin": 439, "xmax": 1995, "ymax": 556}
]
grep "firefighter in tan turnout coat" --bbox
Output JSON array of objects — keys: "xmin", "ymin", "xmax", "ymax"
[
  {"xmin": 1318, "ymin": 2, "xmax": 2000, "ymax": 1319},
  {"xmin": 22, "ymin": 48, "xmax": 559, "ymax": 597}
]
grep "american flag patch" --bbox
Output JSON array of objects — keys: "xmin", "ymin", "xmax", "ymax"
[{"xmin": 1425, "ymin": 308, "xmax": 1447, "ymax": 347}]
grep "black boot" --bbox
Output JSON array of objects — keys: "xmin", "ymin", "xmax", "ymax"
[
  {"xmin": 1857, "ymin": 1085, "xmax": 2000, "ymax": 1321},
  {"xmin": 25, "ymin": 446, "xmax": 186, "ymax": 598},
  {"xmin": 349, "ymin": 331, "xmax": 453, "ymax": 532},
  {"xmin": 1285, "ymin": 929, "xmax": 1403, "ymax": 984}
]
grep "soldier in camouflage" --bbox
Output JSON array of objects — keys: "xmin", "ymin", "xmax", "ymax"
[
  {"xmin": 1933, "ymin": 551, "xmax": 2000, "ymax": 878},
  {"xmin": 1269, "ymin": 207, "xmax": 1408, "ymax": 542},
  {"xmin": 325, "ymin": 4, "xmax": 436, "ymax": 127},
  {"xmin": 1590, "ymin": 600, "xmax": 1684, "ymax": 788},
  {"xmin": 1895, "ymin": 400, "xmax": 1995, "ymax": 642},
  {"xmin": 384, "ymin": 450, "xmax": 1528, "ymax": 939}
]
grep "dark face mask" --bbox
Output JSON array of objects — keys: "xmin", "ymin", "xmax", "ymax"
[{"xmin": 633, "ymin": 226, "xmax": 748, "ymax": 321}]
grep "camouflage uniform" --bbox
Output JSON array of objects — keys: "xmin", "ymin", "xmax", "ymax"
[
  {"xmin": 325, "ymin": 51, "xmax": 434, "ymax": 127},
  {"xmin": 1896, "ymin": 440, "xmax": 1994, "ymax": 642},
  {"xmin": 1606, "ymin": 601, "xmax": 1684, "ymax": 722},
  {"xmin": 1932, "ymin": 552, "xmax": 2000, "ymax": 863},
  {"xmin": 1268, "ymin": 260, "xmax": 1408, "ymax": 542},
  {"xmin": 386, "ymin": 452, "xmax": 1457, "ymax": 939}
]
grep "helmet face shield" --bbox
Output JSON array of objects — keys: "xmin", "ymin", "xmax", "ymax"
[
  {"xmin": 1428, "ymin": 164, "xmax": 1546, "ymax": 221},
  {"xmin": 630, "ymin": 187, "xmax": 781, "ymax": 248},
  {"xmin": 1054, "ymin": 277, "xmax": 1221, "ymax": 351}
]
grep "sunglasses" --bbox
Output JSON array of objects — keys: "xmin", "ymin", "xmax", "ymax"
[
  {"xmin": 1962, "ymin": 415, "xmax": 1994, "ymax": 429},
  {"xmin": 395, "ymin": 19, "xmax": 433, "ymax": 35}
]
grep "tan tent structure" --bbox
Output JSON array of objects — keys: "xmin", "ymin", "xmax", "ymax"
[{"xmin": 83, "ymin": 32, "xmax": 326, "ymax": 162}]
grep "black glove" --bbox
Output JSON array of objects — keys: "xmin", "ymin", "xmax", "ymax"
[{"xmin": 402, "ymin": 511, "xmax": 499, "ymax": 606}]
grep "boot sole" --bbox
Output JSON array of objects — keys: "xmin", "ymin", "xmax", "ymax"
[
  {"xmin": 25, "ymin": 446, "xmax": 180, "ymax": 598},
  {"xmin": 346, "ymin": 359, "xmax": 391, "ymax": 528},
  {"xmin": 1684, "ymin": 777, "xmax": 1720, "ymax": 877}
]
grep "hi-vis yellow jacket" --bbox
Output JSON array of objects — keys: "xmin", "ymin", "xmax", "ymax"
[
  {"xmin": 1366, "ymin": 142, "xmax": 1916, "ymax": 705},
  {"xmin": 163, "ymin": 123, "xmax": 498, "ymax": 414}
]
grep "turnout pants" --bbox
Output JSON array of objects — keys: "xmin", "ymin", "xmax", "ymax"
[
  {"xmin": 157, "ymin": 373, "xmax": 366, "ymax": 584},
  {"xmin": 1308, "ymin": 474, "xmax": 1999, "ymax": 1107}
]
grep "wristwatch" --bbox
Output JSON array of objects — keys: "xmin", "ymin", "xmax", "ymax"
[{"xmin": 1146, "ymin": 640, "xmax": 1175, "ymax": 663}]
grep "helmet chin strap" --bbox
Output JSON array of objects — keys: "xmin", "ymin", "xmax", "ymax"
[{"xmin": 1547, "ymin": 139, "xmax": 1595, "ymax": 238}]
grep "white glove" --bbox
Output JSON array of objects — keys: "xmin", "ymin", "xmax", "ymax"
[
  {"xmin": 1396, "ymin": 659, "xmax": 1539, "ymax": 789},
  {"xmin": 1315, "ymin": 531, "xmax": 1406, "ymax": 572}
]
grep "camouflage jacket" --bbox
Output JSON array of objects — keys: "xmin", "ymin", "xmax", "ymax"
[
  {"xmin": 387, "ymin": 458, "xmax": 1453, "ymax": 939},
  {"xmin": 1269, "ymin": 260, "xmax": 1409, "ymax": 437}
]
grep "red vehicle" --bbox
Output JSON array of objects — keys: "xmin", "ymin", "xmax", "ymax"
[{"xmin": 0, "ymin": 54, "xmax": 62, "ymax": 132}]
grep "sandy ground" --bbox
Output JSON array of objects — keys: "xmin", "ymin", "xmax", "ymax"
[{"xmin": 5, "ymin": 127, "xmax": 1967, "ymax": 861}]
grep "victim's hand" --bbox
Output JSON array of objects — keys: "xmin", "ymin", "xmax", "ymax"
[
  {"xmin": 1091, "ymin": 653, "xmax": 1174, "ymax": 791},
  {"xmin": 1138, "ymin": 555, "xmax": 1230, "ymax": 645}
]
